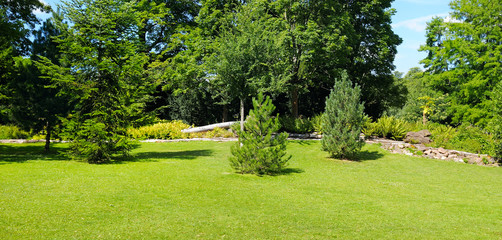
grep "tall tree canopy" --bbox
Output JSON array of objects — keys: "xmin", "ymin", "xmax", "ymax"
[
  {"xmin": 1, "ymin": 0, "xmax": 49, "ymax": 122},
  {"xmin": 420, "ymin": 0, "xmax": 502, "ymax": 127},
  {"xmin": 38, "ymin": 0, "xmax": 152, "ymax": 162}
]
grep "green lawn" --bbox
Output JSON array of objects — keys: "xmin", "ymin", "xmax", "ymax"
[{"xmin": 1, "ymin": 141, "xmax": 501, "ymax": 239}]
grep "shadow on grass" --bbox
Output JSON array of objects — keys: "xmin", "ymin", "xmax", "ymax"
[
  {"xmin": 354, "ymin": 150, "xmax": 385, "ymax": 161},
  {"xmin": 114, "ymin": 149, "xmax": 215, "ymax": 164},
  {"xmin": 289, "ymin": 140, "xmax": 318, "ymax": 146},
  {"xmin": 324, "ymin": 150, "xmax": 385, "ymax": 162},
  {"xmin": 0, "ymin": 144, "xmax": 68, "ymax": 164},
  {"xmin": 280, "ymin": 168, "xmax": 304, "ymax": 175}
]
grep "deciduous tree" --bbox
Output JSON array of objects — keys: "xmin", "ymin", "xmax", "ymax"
[{"xmin": 420, "ymin": 0, "xmax": 502, "ymax": 127}]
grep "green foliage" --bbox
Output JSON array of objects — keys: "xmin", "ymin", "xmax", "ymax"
[
  {"xmin": 447, "ymin": 124, "xmax": 494, "ymax": 155},
  {"xmin": 199, "ymin": 127, "xmax": 232, "ymax": 138},
  {"xmin": 420, "ymin": 0, "xmax": 502, "ymax": 127},
  {"xmin": 211, "ymin": 1, "xmax": 286, "ymax": 126},
  {"xmin": 492, "ymin": 81, "xmax": 502, "ymax": 161},
  {"xmin": 406, "ymin": 121, "xmax": 494, "ymax": 155},
  {"xmin": 127, "ymin": 121, "xmax": 191, "ymax": 140},
  {"xmin": 428, "ymin": 124, "xmax": 456, "ymax": 147},
  {"xmin": 279, "ymin": 116, "xmax": 314, "ymax": 134},
  {"xmin": 311, "ymin": 114, "xmax": 323, "ymax": 134},
  {"xmin": 0, "ymin": 125, "xmax": 30, "ymax": 139},
  {"xmin": 230, "ymin": 93, "xmax": 290, "ymax": 175},
  {"xmin": 363, "ymin": 116, "xmax": 410, "ymax": 140},
  {"xmin": 321, "ymin": 75, "xmax": 365, "ymax": 159},
  {"xmin": 37, "ymin": 0, "xmax": 153, "ymax": 163},
  {"xmin": 377, "ymin": 116, "xmax": 410, "ymax": 140},
  {"xmin": 277, "ymin": 114, "xmax": 324, "ymax": 134}
]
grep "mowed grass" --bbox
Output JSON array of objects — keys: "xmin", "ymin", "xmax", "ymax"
[{"xmin": 1, "ymin": 141, "xmax": 501, "ymax": 239}]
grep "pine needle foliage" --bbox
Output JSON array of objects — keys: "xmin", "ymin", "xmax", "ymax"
[
  {"xmin": 230, "ymin": 93, "xmax": 290, "ymax": 175},
  {"xmin": 321, "ymin": 75, "xmax": 365, "ymax": 159}
]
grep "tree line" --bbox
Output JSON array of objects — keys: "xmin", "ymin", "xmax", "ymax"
[
  {"xmin": 1, "ymin": 0, "xmax": 500, "ymax": 162},
  {"xmin": 1, "ymin": 0, "xmax": 402, "ymax": 161}
]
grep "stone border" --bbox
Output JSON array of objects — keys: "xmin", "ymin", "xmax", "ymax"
[{"xmin": 367, "ymin": 138, "xmax": 499, "ymax": 166}]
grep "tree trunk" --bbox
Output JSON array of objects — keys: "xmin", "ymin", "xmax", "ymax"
[
  {"xmin": 222, "ymin": 105, "xmax": 228, "ymax": 123},
  {"xmin": 291, "ymin": 87, "xmax": 299, "ymax": 118},
  {"xmin": 240, "ymin": 98, "xmax": 245, "ymax": 131},
  {"xmin": 45, "ymin": 122, "xmax": 51, "ymax": 152}
]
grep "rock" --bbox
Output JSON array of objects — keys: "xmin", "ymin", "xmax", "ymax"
[
  {"xmin": 415, "ymin": 144, "xmax": 428, "ymax": 151},
  {"xmin": 438, "ymin": 148, "xmax": 447, "ymax": 154},
  {"xmin": 404, "ymin": 130, "xmax": 432, "ymax": 144}
]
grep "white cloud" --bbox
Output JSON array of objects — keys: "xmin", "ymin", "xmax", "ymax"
[{"xmin": 392, "ymin": 13, "xmax": 448, "ymax": 32}]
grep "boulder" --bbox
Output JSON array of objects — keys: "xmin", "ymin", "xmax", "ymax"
[{"xmin": 403, "ymin": 130, "xmax": 432, "ymax": 144}]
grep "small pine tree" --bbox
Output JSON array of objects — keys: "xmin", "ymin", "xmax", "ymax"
[
  {"xmin": 321, "ymin": 74, "xmax": 365, "ymax": 159},
  {"xmin": 230, "ymin": 93, "xmax": 291, "ymax": 175},
  {"xmin": 492, "ymin": 81, "xmax": 502, "ymax": 162}
]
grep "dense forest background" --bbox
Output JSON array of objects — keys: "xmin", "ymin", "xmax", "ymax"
[{"xmin": 1, "ymin": 0, "xmax": 501, "ymax": 160}]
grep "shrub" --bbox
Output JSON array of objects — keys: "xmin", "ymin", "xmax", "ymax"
[
  {"xmin": 429, "ymin": 124, "xmax": 456, "ymax": 148},
  {"xmin": 321, "ymin": 75, "xmax": 365, "ymax": 159},
  {"xmin": 230, "ymin": 93, "xmax": 290, "ymax": 175},
  {"xmin": 448, "ymin": 123, "xmax": 493, "ymax": 154},
  {"xmin": 202, "ymin": 127, "xmax": 235, "ymax": 138},
  {"xmin": 0, "ymin": 125, "xmax": 30, "ymax": 139},
  {"xmin": 279, "ymin": 116, "xmax": 314, "ymax": 134},
  {"xmin": 362, "ymin": 121, "xmax": 378, "ymax": 138},
  {"xmin": 492, "ymin": 81, "xmax": 502, "ymax": 161},
  {"xmin": 127, "ymin": 120, "xmax": 191, "ymax": 140},
  {"xmin": 373, "ymin": 116, "xmax": 410, "ymax": 140},
  {"xmin": 311, "ymin": 114, "xmax": 323, "ymax": 134}
]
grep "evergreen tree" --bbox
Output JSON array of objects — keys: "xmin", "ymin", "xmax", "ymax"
[
  {"xmin": 38, "ymin": 0, "xmax": 151, "ymax": 163},
  {"xmin": 230, "ymin": 93, "xmax": 290, "ymax": 175},
  {"xmin": 321, "ymin": 74, "xmax": 365, "ymax": 159}
]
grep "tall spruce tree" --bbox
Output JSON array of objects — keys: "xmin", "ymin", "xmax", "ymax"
[
  {"xmin": 38, "ymin": 0, "xmax": 151, "ymax": 163},
  {"xmin": 230, "ymin": 93, "xmax": 290, "ymax": 175},
  {"xmin": 321, "ymin": 74, "xmax": 365, "ymax": 159}
]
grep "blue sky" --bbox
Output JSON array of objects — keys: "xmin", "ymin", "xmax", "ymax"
[{"xmin": 36, "ymin": 0, "xmax": 452, "ymax": 74}]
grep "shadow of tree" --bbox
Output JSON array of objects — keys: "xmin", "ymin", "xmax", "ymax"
[
  {"xmin": 289, "ymin": 140, "xmax": 318, "ymax": 146},
  {"xmin": 0, "ymin": 144, "xmax": 68, "ymax": 164},
  {"xmin": 279, "ymin": 168, "xmax": 304, "ymax": 175},
  {"xmin": 128, "ymin": 149, "xmax": 215, "ymax": 162},
  {"xmin": 354, "ymin": 150, "xmax": 385, "ymax": 161}
]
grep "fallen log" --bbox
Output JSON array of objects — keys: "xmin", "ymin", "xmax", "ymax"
[{"xmin": 181, "ymin": 121, "xmax": 239, "ymax": 133}]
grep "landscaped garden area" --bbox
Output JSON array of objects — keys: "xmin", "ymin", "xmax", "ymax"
[
  {"xmin": 2, "ymin": 0, "xmax": 502, "ymax": 238},
  {"xmin": 1, "ymin": 141, "xmax": 501, "ymax": 239}
]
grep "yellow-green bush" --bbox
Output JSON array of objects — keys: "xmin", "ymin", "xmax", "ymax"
[
  {"xmin": 127, "ymin": 121, "xmax": 191, "ymax": 140},
  {"xmin": 0, "ymin": 125, "xmax": 30, "ymax": 139},
  {"xmin": 128, "ymin": 122, "xmax": 236, "ymax": 140}
]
